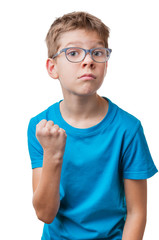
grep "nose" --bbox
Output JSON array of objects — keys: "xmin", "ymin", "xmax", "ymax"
[{"xmin": 81, "ymin": 52, "xmax": 95, "ymax": 68}]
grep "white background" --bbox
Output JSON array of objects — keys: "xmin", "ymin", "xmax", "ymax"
[{"xmin": 0, "ymin": 0, "xmax": 158, "ymax": 239}]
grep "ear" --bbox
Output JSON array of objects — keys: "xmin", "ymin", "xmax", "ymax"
[{"xmin": 46, "ymin": 58, "xmax": 59, "ymax": 79}]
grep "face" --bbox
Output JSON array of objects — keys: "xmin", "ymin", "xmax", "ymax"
[{"xmin": 46, "ymin": 29, "xmax": 108, "ymax": 98}]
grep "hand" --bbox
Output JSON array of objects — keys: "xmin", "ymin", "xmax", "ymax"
[{"xmin": 36, "ymin": 120, "xmax": 67, "ymax": 160}]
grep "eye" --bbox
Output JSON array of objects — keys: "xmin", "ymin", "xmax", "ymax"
[
  {"xmin": 67, "ymin": 49, "xmax": 80, "ymax": 57},
  {"xmin": 93, "ymin": 50, "xmax": 104, "ymax": 57},
  {"xmin": 69, "ymin": 51, "xmax": 78, "ymax": 56}
]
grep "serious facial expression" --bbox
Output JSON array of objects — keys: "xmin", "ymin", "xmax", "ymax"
[{"xmin": 51, "ymin": 29, "xmax": 108, "ymax": 97}]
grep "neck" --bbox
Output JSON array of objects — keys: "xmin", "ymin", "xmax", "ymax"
[{"xmin": 60, "ymin": 93, "xmax": 106, "ymax": 122}]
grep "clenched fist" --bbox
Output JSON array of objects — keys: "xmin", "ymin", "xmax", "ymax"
[{"xmin": 36, "ymin": 120, "xmax": 67, "ymax": 160}]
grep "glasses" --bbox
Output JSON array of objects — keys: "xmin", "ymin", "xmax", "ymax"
[{"xmin": 52, "ymin": 47, "xmax": 112, "ymax": 63}]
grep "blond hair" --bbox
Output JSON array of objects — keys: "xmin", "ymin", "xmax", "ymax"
[{"xmin": 45, "ymin": 11, "xmax": 110, "ymax": 58}]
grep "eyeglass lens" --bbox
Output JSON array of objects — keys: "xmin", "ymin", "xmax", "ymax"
[{"xmin": 66, "ymin": 48, "xmax": 110, "ymax": 63}]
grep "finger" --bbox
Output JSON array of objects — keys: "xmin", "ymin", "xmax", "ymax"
[
  {"xmin": 46, "ymin": 120, "xmax": 54, "ymax": 128},
  {"xmin": 49, "ymin": 124, "xmax": 60, "ymax": 134},
  {"xmin": 36, "ymin": 119, "xmax": 47, "ymax": 129},
  {"xmin": 52, "ymin": 124, "xmax": 60, "ymax": 130},
  {"xmin": 59, "ymin": 128, "xmax": 67, "ymax": 136}
]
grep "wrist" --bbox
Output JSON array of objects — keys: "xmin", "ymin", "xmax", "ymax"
[{"xmin": 43, "ymin": 150, "xmax": 63, "ymax": 163}]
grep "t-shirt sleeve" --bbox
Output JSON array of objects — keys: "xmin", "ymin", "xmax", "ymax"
[
  {"xmin": 121, "ymin": 123, "xmax": 158, "ymax": 179},
  {"xmin": 27, "ymin": 117, "xmax": 44, "ymax": 169}
]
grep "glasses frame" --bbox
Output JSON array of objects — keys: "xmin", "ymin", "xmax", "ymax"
[{"xmin": 52, "ymin": 47, "xmax": 112, "ymax": 63}]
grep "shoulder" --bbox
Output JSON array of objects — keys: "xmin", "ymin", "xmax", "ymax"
[
  {"xmin": 29, "ymin": 101, "xmax": 59, "ymax": 127},
  {"xmin": 109, "ymin": 100, "xmax": 149, "ymax": 161},
  {"xmin": 107, "ymin": 99, "xmax": 143, "ymax": 151},
  {"xmin": 113, "ymin": 101, "xmax": 141, "ymax": 135},
  {"xmin": 27, "ymin": 101, "xmax": 58, "ymax": 155}
]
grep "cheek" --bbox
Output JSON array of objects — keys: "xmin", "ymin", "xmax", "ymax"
[
  {"xmin": 103, "ymin": 63, "xmax": 108, "ymax": 76},
  {"xmin": 104, "ymin": 68, "xmax": 107, "ymax": 77},
  {"xmin": 98, "ymin": 66, "xmax": 107, "ymax": 81},
  {"xmin": 58, "ymin": 65, "xmax": 77, "ymax": 88},
  {"xmin": 59, "ymin": 64, "xmax": 78, "ymax": 80},
  {"xmin": 59, "ymin": 70, "xmax": 73, "ymax": 81}
]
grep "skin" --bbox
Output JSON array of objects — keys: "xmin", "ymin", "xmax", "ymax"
[
  {"xmin": 32, "ymin": 29, "xmax": 147, "ymax": 239},
  {"xmin": 122, "ymin": 179, "xmax": 147, "ymax": 240},
  {"xmin": 33, "ymin": 120, "xmax": 67, "ymax": 223},
  {"xmin": 46, "ymin": 29, "xmax": 109, "ymax": 127}
]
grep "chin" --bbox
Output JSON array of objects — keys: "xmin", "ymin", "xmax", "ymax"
[{"xmin": 76, "ymin": 90, "xmax": 98, "ymax": 97}]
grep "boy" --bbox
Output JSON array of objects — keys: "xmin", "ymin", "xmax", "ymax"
[{"xmin": 27, "ymin": 11, "xmax": 158, "ymax": 240}]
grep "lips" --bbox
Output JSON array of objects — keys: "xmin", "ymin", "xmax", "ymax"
[{"xmin": 78, "ymin": 73, "xmax": 96, "ymax": 80}]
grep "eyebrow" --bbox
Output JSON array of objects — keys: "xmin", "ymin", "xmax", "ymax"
[{"xmin": 64, "ymin": 41, "xmax": 105, "ymax": 48}]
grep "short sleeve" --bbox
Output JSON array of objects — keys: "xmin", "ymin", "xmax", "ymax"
[
  {"xmin": 27, "ymin": 118, "xmax": 43, "ymax": 169},
  {"xmin": 121, "ymin": 123, "xmax": 158, "ymax": 179}
]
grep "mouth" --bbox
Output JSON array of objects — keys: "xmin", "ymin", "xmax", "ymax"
[{"xmin": 78, "ymin": 73, "xmax": 96, "ymax": 80}]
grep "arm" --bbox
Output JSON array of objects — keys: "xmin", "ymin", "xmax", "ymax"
[
  {"xmin": 122, "ymin": 179, "xmax": 147, "ymax": 240},
  {"xmin": 32, "ymin": 158, "xmax": 62, "ymax": 224},
  {"xmin": 32, "ymin": 120, "xmax": 67, "ymax": 224}
]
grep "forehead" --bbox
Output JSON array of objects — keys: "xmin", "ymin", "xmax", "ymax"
[{"xmin": 58, "ymin": 29, "xmax": 105, "ymax": 48}]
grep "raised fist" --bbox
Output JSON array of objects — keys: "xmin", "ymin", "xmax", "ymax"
[{"xmin": 36, "ymin": 120, "xmax": 67, "ymax": 160}]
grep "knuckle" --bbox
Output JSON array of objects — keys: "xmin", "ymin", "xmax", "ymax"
[
  {"xmin": 62, "ymin": 129, "xmax": 66, "ymax": 134},
  {"xmin": 45, "ymin": 121, "xmax": 55, "ymax": 134},
  {"xmin": 58, "ymin": 127, "xmax": 63, "ymax": 132},
  {"xmin": 41, "ymin": 119, "xmax": 47, "ymax": 123},
  {"xmin": 53, "ymin": 124, "xmax": 59, "ymax": 129},
  {"xmin": 47, "ymin": 124, "xmax": 59, "ymax": 136},
  {"xmin": 45, "ymin": 126, "xmax": 54, "ymax": 135},
  {"xmin": 52, "ymin": 125, "xmax": 60, "ymax": 132},
  {"xmin": 59, "ymin": 128, "xmax": 67, "ymax": 136},
  {"xmin": 40, "ymin": 119, "xmax": 47, "ymax": 127},
  {"xmin": 46, "ymin": 120, "xmax": 54, "ymax": 126},
  {"xmin": 36, "ymin": 119, "xmax": 46, "ymax": 130}
]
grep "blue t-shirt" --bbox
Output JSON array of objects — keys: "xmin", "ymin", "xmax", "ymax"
[{"xmin": 27, "ymin": 97, "xmax": 158, "ymax": 240}]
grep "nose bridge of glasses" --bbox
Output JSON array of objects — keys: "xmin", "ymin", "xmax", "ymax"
[{"xmin": 83, "ymin": 49, "xmax": 93, "ymax": 61}]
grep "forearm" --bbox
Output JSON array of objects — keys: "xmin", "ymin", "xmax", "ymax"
[
  {"xmin": 33, "ymin": 153, "xmax": 63, "ymax": 223},
  {"xmin": 122, "ymin": 213, "xmax": 147, "ymax": 240}
]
